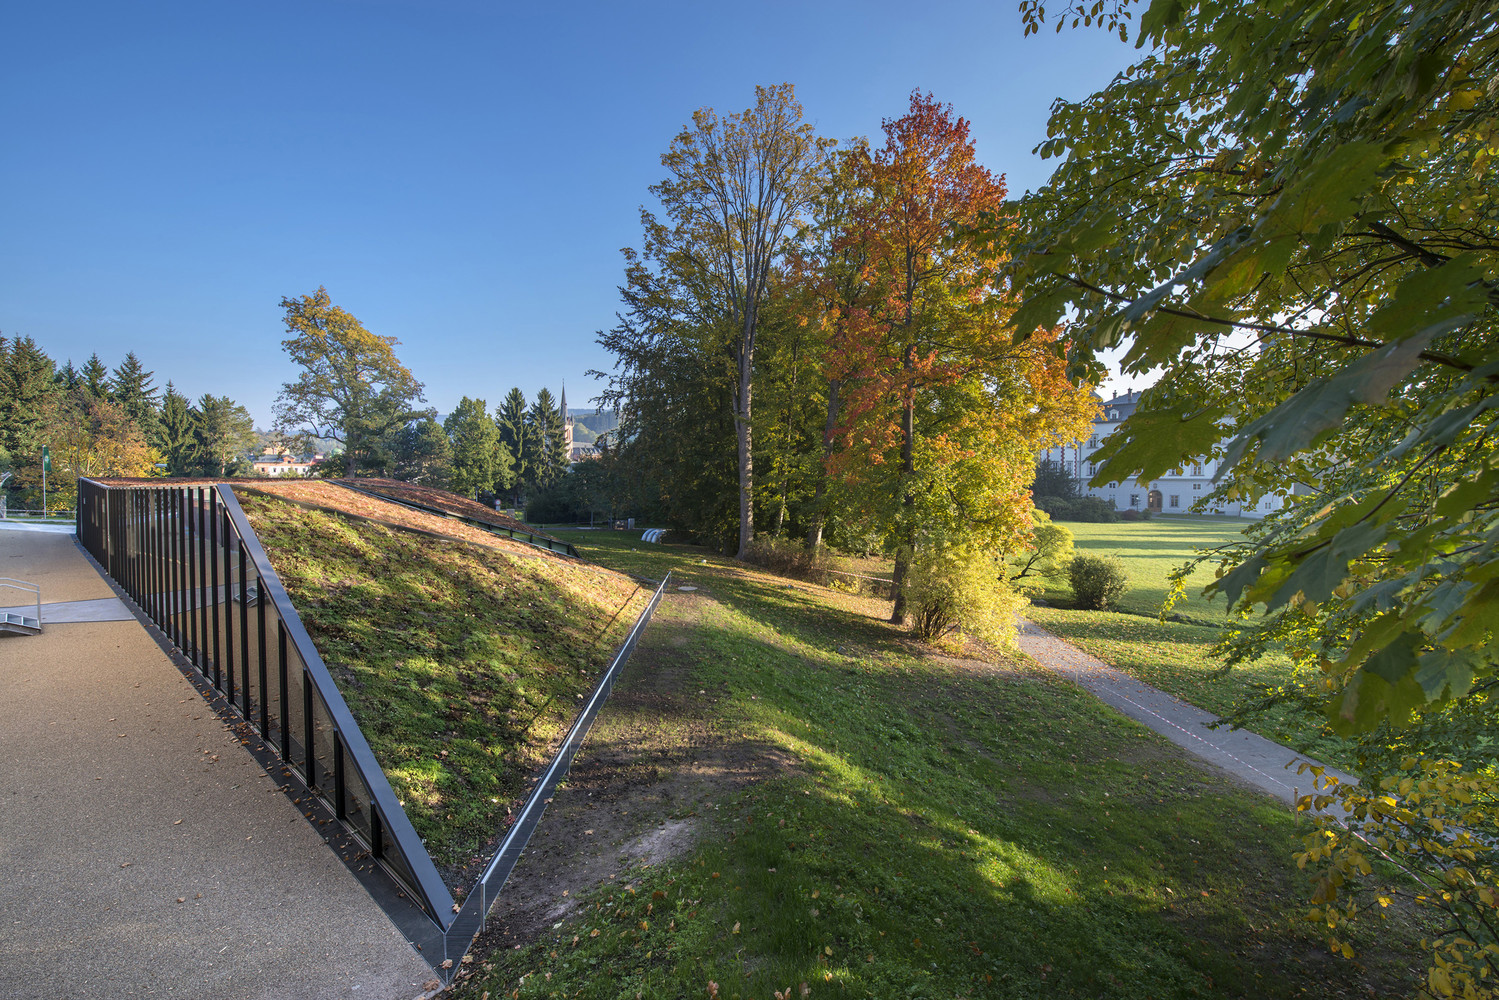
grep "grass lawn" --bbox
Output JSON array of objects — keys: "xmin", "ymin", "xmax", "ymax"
[
  {"xmin": 450, "ymin": 530, "xmax": 1427, "ymax": 1000},
  {"xmin": 237, "ymin": 492, "xmax": 650, "ymax": 881},
  {"xmin": 1026, "ymin": 516, "xmax": 1353, "ymax": 771}
]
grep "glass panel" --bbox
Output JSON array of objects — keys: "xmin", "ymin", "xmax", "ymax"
[
  {"xmin": 307, "ymin": 684, "xmax": 338, "ymax": 798},
  {"xmin": 342, "ymin": 747, "xmax": 374, "ymax": 842},
  {"xmin": 282, "ymin": 640, "xmax": 309, "ymax": 775}
]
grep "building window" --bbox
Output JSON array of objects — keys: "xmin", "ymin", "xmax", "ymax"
[
  {"xmin": 1264, "ymin": 499, "xmax": 1274, "ymax": 510},
  {"xmin": 1193, "ymin": 482, "xmax": 1201, "ymax": 491},
  {"xmin": 1108, "ymin": 410, "xmax": 1118, "ymax": 420},
  {"xmin": 1130, "ymin": 494, "xmax": 1140, "ymax": 508},
  {"xmin": 1169, "ymin": 495, "xmax": 1179, "ymax": 508},
  {"xmin": 1089, "ymin": 435, "xmax": 1098, "ymax": 448},
  {"xmin": 1192, "ymin": 463, "xmax": 1203, "ymax": 476}
]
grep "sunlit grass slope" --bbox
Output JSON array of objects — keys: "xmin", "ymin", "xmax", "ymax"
[
  {"xmin": 451, "ymin": 530, "xmax": 1426, "ymax": 1000},
  {"xmin": 237, "ymin": 492, "xmax": 649, "ymax": 878}
]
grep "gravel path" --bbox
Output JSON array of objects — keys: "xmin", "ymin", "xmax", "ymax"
[{"xmin": 1017, "ymin": 617, "xmax": 1356, "ymax": 804}]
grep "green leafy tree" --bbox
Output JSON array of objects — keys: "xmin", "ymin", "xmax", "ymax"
[
  {"xmin": 79, "ymin": 353, "xmax": 109, "ymax": 402},
  {"xmin": 648, "ymin": 83, "xmax": 833, "ymax": 558},
  {"xmin": 191, "ymin": 394, "xmax": 255, "ymax": 477},
  {"xmin": 1006, "ymin": 0, "xmax": 1499, "ymax": 989},
  {"xmin": 274, "ymin": 287, "xmax": 425, "ymax": 478},
  {"xmin": 445, "ymin": 396, "xmax": 512, "ymax": 499}
]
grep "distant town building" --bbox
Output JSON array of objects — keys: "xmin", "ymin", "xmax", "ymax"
[
  {"xmin": 251, "ymin": 452, "xmax": 319, "ymax": 477},
  {"xmin": 1042, "ymin": 390, "xmax": 1286, "ymax": 519}
]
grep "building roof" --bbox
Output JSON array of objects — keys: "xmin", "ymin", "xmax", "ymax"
[{"xmin": 1098, "ymin": 390, "xmax": 1143, "ymax": 423}]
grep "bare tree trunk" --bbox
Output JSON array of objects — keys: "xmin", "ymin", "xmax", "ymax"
[
  {"xmin": 806, "ymin": 378, "xmax": 840, "ymax": 550},
  {"xmin": 889, "ymin": 341, "xmax": 916, "ymax": 624},
  {"xmin": 735, "ymin": 332, "xmax": 755, "ymax": 559}
]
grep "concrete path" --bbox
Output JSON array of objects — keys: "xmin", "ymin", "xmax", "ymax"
[
  {"xmin": 0, "ymin": 526, "xmax": 436, "ymax": 1000},
  {"xmin": 0, "ymin": 597, "xmax": 134, "ymax": 623},
  {"xmin": 1018, "ymin": 618, "xmax": 1356, "ymax": 804}
]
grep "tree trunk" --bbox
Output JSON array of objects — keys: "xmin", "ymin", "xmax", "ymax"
[
  {"xmin": 806, "ymin": 378, "xmax": 840, "ymax": 550},
  {"xmin": 890, "ymin": 339, "xmax": 916, "ymax": 625},
  {"xmin": 735, "ymin": 353, "xmax": 755, "ymax": 559}
]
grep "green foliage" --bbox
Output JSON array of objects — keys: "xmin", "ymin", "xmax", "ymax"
[
  {"xmin": 445, "ymin": 396, "xmax": 512, "ymax": 499},
  {"xmin": 191, "ymin": 394, "xmax": 255, "ymax": 477},
  {"xmin": 1068, "ymin": 553, "xmax": 1130, "ymax": 611},
  {"xmin": 389, "ymin": 413, "xmax": 452, "ymax": 488},
  {"xmin": 1007, "ymin": 3, "xmax": 1499, "ymax": 987},
  {"xmin": 1010, "ymin": 508, "xmax": 1075, "ymax": 585},
  {"xmin": 1006, "ymin": 0, "xmax": 1499, "ymax": 734},
  {"xmin": 1031, "ymin": 456, "xmax": 1081, "ymax": 502},
  {"xmin": 905, "ymin": 533, "xmax": 1025, "ymax": 650},
  {"xmin": 1035, "ymin": 494, "xmax": 1120, "ymax": 522},
  {"xmin": 273, "ymin": 286, "xmax": 425, "ymax": 478},
  {"xmin": 526, "ymin": 388, "xmax": 568, "ymax": 491},
  {"xmin": 154, "ymin": 382, "xmax": 195, "ymax": 476}
]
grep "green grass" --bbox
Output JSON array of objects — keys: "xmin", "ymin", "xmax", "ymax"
[
  {"xmin": 451, "ymin": 531, "xmax": 1427, "ymax": 1000},
  {"xmin": 1029, "ymin": 517, "xmax": 1354, "ymax": 770},
  {"xmin": 1038, "ymin": 515, "xmax": 1250, "ymax": 622},
  {"xmin": 238, "ymin": 493, "xmax": 649, "ymax": 880}
]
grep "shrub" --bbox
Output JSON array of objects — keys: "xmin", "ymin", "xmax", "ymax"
[
  {"xmin": 1010, "ymin": 509, "xmax": 1074, "ymax": 589},
  {"xmin": 743, "ymin": 535, "xmax": 833, "ymax": 583},
  {"xmin": 1035, "ymin": 495, "xmax": 1120, "ymax": 523},
  {"xmin": 1068, "ymin": 553, "xmax": 1130, "ymax": 610},
  {"xmin": 906, "ymin": 535, "xmax": 1024, "ymax": 652}
]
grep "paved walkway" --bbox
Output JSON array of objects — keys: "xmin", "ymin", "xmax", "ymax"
[
  {"xmin": 1018, "ymin": 618, "xmax": 1356, "ymax": 804},
  {"xmin": 0, "ymin": 526, "xmax": 436, "ymax": 1000}
]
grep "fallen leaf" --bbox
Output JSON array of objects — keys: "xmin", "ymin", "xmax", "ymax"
[
  {"xmin": 173, "ymin": 820, "xmax": 182, "ymax": 826},
  {"xmin": 732, "ymin": 921, "xmax": 741, "ymax": 934},
  {"xmin": 440, "ymin": 958, "xmax": 454, "ymax": 969},
  {"xmin": 176, "ymin": 898, "xmax": 185, "ymax": 903}
]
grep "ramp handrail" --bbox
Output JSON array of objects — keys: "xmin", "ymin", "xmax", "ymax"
[{"xmin": 0, "ymin": 578, "xmax": 41, "ymax": 624}]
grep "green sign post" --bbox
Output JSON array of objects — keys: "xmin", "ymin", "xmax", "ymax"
[{"xmin": 41, "ymin": 445, "xmax": 49, "ymax": 518}]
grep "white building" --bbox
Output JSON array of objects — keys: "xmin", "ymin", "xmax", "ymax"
[{"xmin": 1041, "ymin": 390, "xmax": 1286, "ymax": 519}]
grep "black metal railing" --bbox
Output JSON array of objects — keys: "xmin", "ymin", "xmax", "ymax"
[
  {"xmin": 75, "ymin": 478, "xmax": 671, "ymax": 978},
  {"xmin": 76, "ymin": 478, "xmax": 452, "ymax": 925}
]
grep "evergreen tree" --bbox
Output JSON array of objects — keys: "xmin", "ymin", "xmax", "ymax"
[
  {"xmin": 391, "ymin": 414, "xmax": 452, "ymax": 488},
  {"xmin": 526, "ymin": 388, "xmax": 568, "ymax": 490},
  {"xmin": 56, "ymin": 359, "xmax": 80, "ymax": 392},
  {"xmin": 156, "ymin": 382, "xmax": 196, "ymax": 476},
  {"xmin": 191, "ymin": 394, "xmax": 255, "ymax": 477},
  {"xmin": 80, "ymin": 353, "xmax": 110, "ymax": 401},
  {"xmin": 444, "ymin": 396, "xmax": 512, "ymax": 498},
  {"xmin": 494, "ymin": 388, "xmax": 535, "ymax": 504},
  {"xmin": 109, "ymin": 352, "xmax": 160, "ymax": 442},
  {"xmin": 0, "ymin": 335, "xmax": 61, "ymax": 483}
]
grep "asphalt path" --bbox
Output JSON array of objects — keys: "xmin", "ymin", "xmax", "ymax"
[{"xmin": 1018, "ymin": 617, "xmax": 1357, "ymax": 804}]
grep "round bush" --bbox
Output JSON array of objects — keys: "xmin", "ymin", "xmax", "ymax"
[{"xmin": 1068, "ymin": 553, "xmax": 1130, "ymax": 610}]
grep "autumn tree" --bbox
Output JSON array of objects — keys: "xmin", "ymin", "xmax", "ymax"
[
  {"xmin": 829, "ymin": 92, "xmax": 1094, "ymax": 622},
  {"xmin": 1006, "ymin": 0, "xmax": 1499, "ymax": 991},
  {"xmin": 647, "ymin": 83, "xmax": 833, "ymax": 558},
  {"xmin": 274, "ymin": 287, "xmax": 425, "ymax": 478}
]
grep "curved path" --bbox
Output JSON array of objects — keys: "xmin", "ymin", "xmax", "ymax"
[
  {"xmin": 0, "ymin": 526, "xmax": 436, "ymax": 1000},
  {"xmin": 1018, "ymin": 618, "xmax": 1357, "ymax": 804}
]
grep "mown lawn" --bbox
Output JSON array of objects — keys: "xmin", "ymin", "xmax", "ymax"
[
  {"xmin": 450, "ymin": 530, "xmax": 1427, "ymax": 1000},
  {"xmin": 238, "ymin": 493, "xmax": 649, "ymax": 880},
  {"xmin": 1026, "ymin": 516, "xmax": 1353, "ymax": 770}
]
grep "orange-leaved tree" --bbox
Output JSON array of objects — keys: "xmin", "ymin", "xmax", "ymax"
[{"xmin": 824, "ymin": 92, "xmax": 1094, "ymax": 626}]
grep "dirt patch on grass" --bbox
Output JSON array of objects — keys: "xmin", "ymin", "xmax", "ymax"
[{"xmin": 468, "ymin": 589, "xmax": 797, "ymax": 950}]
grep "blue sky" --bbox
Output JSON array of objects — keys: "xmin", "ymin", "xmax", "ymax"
[{"xmin": 1, "ymin": 1, "xmax": 1141, "ymax": 427}]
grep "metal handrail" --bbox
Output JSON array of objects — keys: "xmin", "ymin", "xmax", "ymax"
[
  {"xmin": 0, "ymin": 577, "xmax": 42, "ymax": 625},
  {"xmin": 72, "ymin": 477, "xmax": 673, "ymax": 981}
]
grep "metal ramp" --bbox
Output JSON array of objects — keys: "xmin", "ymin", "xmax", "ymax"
[{"xmin": 0, "ymin": 578, "xmax": 42, "ymax": 635}]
